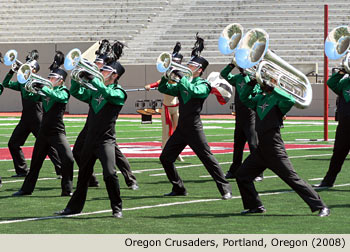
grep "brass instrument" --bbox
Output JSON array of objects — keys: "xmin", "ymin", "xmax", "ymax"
[
  {"xmin": 17, "ymin": 63, "xmax": 53, "ymax": 96},
  {"xmin": 235, "ymin": 28, "xmax": 312, "ymax": 109},
  {"xmin": 4, "ymin": 49, "xmax": 23, "ymax": 72},
  {"xmin": 156, "ymin": 52, "xmax": 193, "ymax": 82},
  {"xmin": 325, "ymin": 25, "xmax": 350, "ymax": 73},
  {"xmin": 64, "ymin": 48, "xmax": 104, "ymax": 91}
]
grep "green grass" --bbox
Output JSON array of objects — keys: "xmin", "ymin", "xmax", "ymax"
[{"xmin": 0, "ymin": 116, "xmax": 349, "ymax": 234}]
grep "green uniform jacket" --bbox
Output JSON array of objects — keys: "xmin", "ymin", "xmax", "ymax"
[
  {"xmin": 70, "ymin": 78, "xmax": 126, "ymax": 113},
  {"xmin": 0, "ymin": 83, "xmax": 3, "ymax": 95},
  {"xmin": 158, "ymin": 76, "xmax": 211, "ymax": 104},
  {"xmin": 2, "ymin": 72, "xmax": 41, "ymax": 102},
  {"xmin": 327, "ymin": 72, "xmax": 350, "ymax": 118},
  {"xmin": 240, "ymin": 84, "xmax": 295, "ymax": 120}
]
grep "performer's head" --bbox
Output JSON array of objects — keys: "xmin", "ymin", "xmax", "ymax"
[
  {"xmin": 100, "ymin": 60, "xmax": 125, "ymax": 85},
  {"xmin": 187, "ymin": 55, "xmax": 209, "ymax": 78},
  {"xmin": 187, "ymin": 33, "xmax": 208, "ymax": 77},
  {"xmin": 48, "ymin": 68, "xmax": 67, "ymax": 87}
]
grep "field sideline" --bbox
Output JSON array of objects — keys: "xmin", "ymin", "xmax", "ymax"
[{"xmin": 0, "ymin": 114, "xmax": 349, "ymax": 234}]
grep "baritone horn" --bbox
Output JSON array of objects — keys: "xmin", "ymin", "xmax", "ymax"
[
  {"xmin": 4, "ymin": 49, "xmax": 23, "ymax": 72},
  {"xmin": 156, "ymin": 52, "xmax": 193, "ymax": 82},
  {"xmin": 17, "ymin": 63, "xmax": 53, "ymax": 96},
  {"xmin": 235, "ymin": 28, "xmax": 312, "ymax": 109},
  {"xmin": 325, "ymin": 25, "xmax": 350, "ymax": 73},
  {"xmin": 64, "ymin": 48, "xmax": 104, "ymax": 91}
]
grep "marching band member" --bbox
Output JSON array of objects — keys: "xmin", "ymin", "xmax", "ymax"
[
  {"xmin": 1, "ymin": 50, "xmax": 62, "ymax": 178},
  {"xmin": 72, "ymin": 40, "xmax": 138, "ymax": 190},
  {"xmin": 0, "ymin": 76, "xmax": 2, "ymax": 189},
  {"xmin": 158, "ymin": 35, "xmax": 232, "ymax": 199},
  {"xmin": 316, "ymin": 68, "xmax": 350, "ymax": 188},
  {"xmin": 12, "ymin": 52, "xmax": 74, "ymax": 196},
  {"xmin": 235, "ymin": 77, "xmax": 330, "ymax": 217},
  {"xmin": 145, "ymin": 42, "xmax": 184, "ymax": 162},
  {"xmin": 220, "ymin": 62, "xmax": 263, "ymax": 181},
  {"xmin": 56, "ymin": 55, "xmax": 127, "ymax": 218}
]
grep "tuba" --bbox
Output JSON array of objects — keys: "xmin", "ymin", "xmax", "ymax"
[
  {"xmin": 325, "ymin": 25, "xmax": 350, "ymax": 73},
  {"xmin": 17, "ymin": 63, "xmax": 53, "ymax": 96},
  {"xmin": 156, "ymin": 52, "xmax": 193, "ymax": 82},
  {"xmin": 64, "ymin": 48, "xmax": 104, "ymax": 91},
  {"xmin": 235, "ymin": 28, "xmax": 312, "ymax": 109},
  {"xmin": 4, "ymin": 49, "xmax": 23, "ymax": 72}
]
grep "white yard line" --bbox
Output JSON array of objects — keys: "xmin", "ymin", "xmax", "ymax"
[{"xmin": 0, "ymin": 182, "xmax": 348, "ymax": 225}]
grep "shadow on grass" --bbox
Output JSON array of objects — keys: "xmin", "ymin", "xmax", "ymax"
[{"xmin": 146, "ymin": 212, "xmax": 310, "ymax": 219}]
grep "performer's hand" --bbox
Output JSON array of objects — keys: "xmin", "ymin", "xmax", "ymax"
[
  {"xmin": 228, "ymin": 59, "xmax": 236, "ymax": 69},
  {"xmin": 32, "ymin": 82, "xmax": 44, "ymax": 90},
  {"xmin": 79, "ymin": 71, "xmax": 94, "ymax": 81},
  {"xmin": 144, "ymin": 84, "xmax": 151, "ymax": 91},
  {"xmin": 172, "ymin": 70, "xmax": 184, "ymax": 79},
  {"xmin": 338, "ymin": 68, "xmax": 346, "ymax": 75},
  {"xmin": 247, "ymin": 78, "xmax": 257, "ymax": 87},
  {"xmin": 263, "ymin": 80, "xmax": 274, "ymax": 93},
  {"xmin": 238, "ymin": 67, "xmax": 246, "ymax": 77}
]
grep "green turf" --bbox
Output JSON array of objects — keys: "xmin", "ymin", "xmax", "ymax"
[{"xmin": 0, "ymin": 116, "xmax": 349, "ymax": 234}]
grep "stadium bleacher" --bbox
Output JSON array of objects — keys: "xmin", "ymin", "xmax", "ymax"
[{"xmin": 0, "ymin": 0, "xmax": 350, "ymax": 77}]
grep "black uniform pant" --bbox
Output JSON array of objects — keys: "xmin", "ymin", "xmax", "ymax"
[
  {"xmin": 236, "ymin": 129, "xmax": 326, "ymax": 212},
  {"xmin": 229, "ymin": 120, "xmax": 259, "ymax": 176},
  {"xmin": 66, "ymin": 142, "xmax": 122, "ymax": 213},
  {"xmin": 73, "ymin": 127, "xmax": 137, "ymax": 186},
  {"xmin": 321, "ymin": 116, "xmax": 350, "ymax": 185},
  {"xmin": 160, "ymin": 127, "xmax": 232, "ymax": 196},
  {"xmin": 8, "ymin": 119, "xmax": 61, "ymax": 175},
  {"xmin": 21, "ymin": 132, "xmax": 73, "ymax": 194}
]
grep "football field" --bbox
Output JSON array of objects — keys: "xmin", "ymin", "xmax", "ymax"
[{"xmin": 0, "ymin": 115, "xmax": 349, "ymax": 234}]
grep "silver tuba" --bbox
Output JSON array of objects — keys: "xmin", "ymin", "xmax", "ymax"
[
  {"xmin": 235, "ymin": 28, "xmax": 312, "ymax": 109},
  {"xmin": 64, "ymin": 48, "xmax": 104, "ymax": 91},
  {"xmin": 17, "ymin": 63, "xmax": 53, "ymax": 96},
  {"xmin": 156, "ymin": 52, "xmax": 193, "ymax": 82},
  {"xmin": 4, "ymin": 49, "xmax": 23, "ymax": 72},
  {"xmin": 325, "ymin": 25, "xmax": 350, "ymax": 73}
]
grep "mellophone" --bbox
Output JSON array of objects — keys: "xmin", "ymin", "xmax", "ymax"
[{"xmin": 2, "ymin": 24, "xmax": 350, "ymax": 111}]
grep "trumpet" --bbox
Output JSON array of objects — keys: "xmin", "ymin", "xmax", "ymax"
[
  {"xmin": 64, "ymin": 48, "xmax": 104, "ymax": 91},
  {"xmin": 17, "ymin": 63, "xmax": 53, "ymax": 97},
  {"xmin": 234, "ymin": 28, "xmax": 312, "ymax": 109},
  {"xmin": 325, "ymin": 25, "xmax": 350, "ymax": 73},
  {"xmin": 156, "ymin": 52, "xmax": 193, "ymax": 82},
  {"xmin": 4, "ymin": 49, "xmax": 23, "ymax": 72}
]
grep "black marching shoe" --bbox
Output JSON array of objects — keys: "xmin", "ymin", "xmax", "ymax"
[
  {"xmin": 254, "ymin": 176, "xmax": 264, "ymax": 182},
  {"xmin": 314, "ymin": 181, "xmax": 334, "ymax": 188},
  {"xmin": 0, "ymin": 177, "xmax": 2, "ymax": 188},
  {"xmin": 11, "ymin": 173, "xmax": 27, "ymax": 178},
  {"xmin": 221, "ymin": 192, "xmax": 233, "ymax": 200},
  {"xmin": 225, "ymin": 171, "xmax": 236, "ymax": 179},
  {"xmin": 55, "ymin": 208, "xmax": 80, "ymax": 215},
  {"xmin": 164, "ymin": 191, "xmax": 188, "ymax": 196},
  {"xmin": 129, "ymin": 184, "xmax": 139, "ymax": 190},
  {"xmin": 318, "ymin": 207, "xmax": 330, "ymax": 217},
  {"xmin": 112, "ymin": 211, "xmax": 123, "ymax": 218},
  {"xmin": 12, "ymin": 190, "xmax": 31, "ymax": 196},
  {"xmin": 61, "ymin": 191, "xmax": 73, "ymax": 197},
  {"xmin": 88, "ymin": 181, "xmax": 100, "ymax": 188},
  {"xmin": 241, "ymin": 206, "xmax": 266, "ymax": 215}
]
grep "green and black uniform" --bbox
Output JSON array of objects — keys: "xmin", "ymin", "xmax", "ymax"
[
  {"xmin": 73, "ymin": 114, "xmax": 137, "ymax": 188},
  {"xmin": 19, "ymin": 84, "xmax": 74, "ymax": 195},
  {"xmin": 236, "ymin": 83, "xmax": 326, "ymax": 212},
  {"xmin": 2, "ymin": 71, "xmax": 61, "ymax": 176},
  {"xmin": 158, "ymin": 76, "xmax": 232, "ymax": 196},
  {"xmin": 220, "ymin": 64, "xmax": 261, "ymax": 177},
  {"xmin": 320, "ymin": 72, "xmax": 350, "ymax": 186},
  {"xmin": 65, "ymin": 78, "xmax": 127, "ymax": 214}
]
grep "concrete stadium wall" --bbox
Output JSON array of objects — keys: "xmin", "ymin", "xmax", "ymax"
[{"xmin": 0, "ymin": 42, "xmax": 336, "ymax": 116}]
